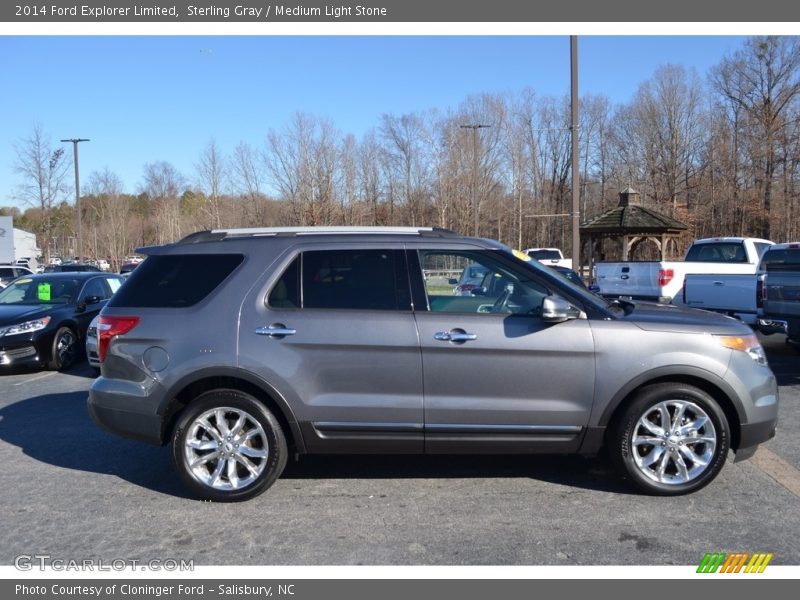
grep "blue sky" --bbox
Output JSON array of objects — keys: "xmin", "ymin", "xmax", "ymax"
[{"xmin": 0, "ymin": 35, "xmax": 748, "ymax": 208}]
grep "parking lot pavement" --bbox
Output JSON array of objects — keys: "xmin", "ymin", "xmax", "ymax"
[{"xmin": 1, "ymin": 341, "xmax": 799, "ymax": 566}]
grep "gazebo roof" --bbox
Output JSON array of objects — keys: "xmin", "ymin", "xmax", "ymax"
[{"xmin": 580, "ymin": 188, "xmax": 688, "ymax": 235}]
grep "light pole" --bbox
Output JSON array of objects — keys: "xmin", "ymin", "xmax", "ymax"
[
  {"xmin": 570, "ymin": 35, "xmax": 581, "ymax": 275},
  {"xmin": 61, "ymin": 138, "xmax": 90, "ymax": 261},
  {"xmin": 460, "ymin": 124, "xmax": 490, "ymax": 237}
]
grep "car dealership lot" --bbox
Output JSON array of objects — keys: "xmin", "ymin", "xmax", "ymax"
[{"xmin": 1, "ymin": 334, "xmax": 799, "ymax": 566}]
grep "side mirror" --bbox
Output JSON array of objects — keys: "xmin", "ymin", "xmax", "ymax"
[
  {"xmin": 541, "ymin": 296, "xmax": 584, "ymax": 323},
  {"xmin": 78, "ymin": 295, "xmax": 103, "ymax": 311},
  {"xmin": 447, "ymin": 278, "xmax": 458, "ymax": 285}
]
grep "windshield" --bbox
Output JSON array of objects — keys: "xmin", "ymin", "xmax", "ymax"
[{"xmin": 0, "ymin": 278, "xmax": 79, "ymax": 305}]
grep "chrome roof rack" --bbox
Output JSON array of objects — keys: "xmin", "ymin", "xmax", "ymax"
[{"xmin": 178, "ymin": 226, "xmax": 458, "ymax": 244}]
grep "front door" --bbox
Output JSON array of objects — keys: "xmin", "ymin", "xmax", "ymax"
[{"xmin": 412, "ymin": 249, "xmax": 596, "ymax": 453}]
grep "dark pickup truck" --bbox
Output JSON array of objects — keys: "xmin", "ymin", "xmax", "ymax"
[{"xmin": 757, "ymin": 243, "xmax": 800, "ymax": 347}]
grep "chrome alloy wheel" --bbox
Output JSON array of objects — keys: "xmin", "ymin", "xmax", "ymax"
[
  {"xmin": 631, "ymin": 400, "xmax": 717, "ymax": 485},
  {"xmin": 183, "ymin": 407, "xmax": 269, "ymax": 491}
]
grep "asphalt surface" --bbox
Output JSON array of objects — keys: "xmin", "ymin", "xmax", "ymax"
[{"xmin": 0, "ymin": 333, "xmax": 798, "ymax": 566}]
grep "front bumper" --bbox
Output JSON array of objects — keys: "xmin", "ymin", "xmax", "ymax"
[
  {"xmin": 0, "ymin": 330, "xmax": 54, "ymax": 366},
  {"xmin": 0, "ymin": 344, "xmax": 39, "ymax": 366}
]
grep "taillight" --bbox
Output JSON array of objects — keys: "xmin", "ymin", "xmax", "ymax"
[
  {"xmin": 757, "ymin": 274, "xmax": 766, "ymax": 308},
  {"xmin": 457, "ymin": 284, "xmax": 477, "ymax": 293},
  {"xmin": 98, "ymin": 316, "xmax": 140, "ymax": 362},
  {"xmin": 658, "ymin": 268, "xmax": 674, "ymax": 287}
]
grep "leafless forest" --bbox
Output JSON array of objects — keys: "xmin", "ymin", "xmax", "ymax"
[{"xmin": 5, "ymin": 36, "xmax": 800, "ymax": 270}]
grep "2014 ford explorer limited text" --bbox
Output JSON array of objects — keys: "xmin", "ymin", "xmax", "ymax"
[{"xmin": 87, "ymin": 227, "xmax": 779, "ymax": 501}]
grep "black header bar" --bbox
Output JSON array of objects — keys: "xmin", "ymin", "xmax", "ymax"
[{"xmin": 3, "ymin": 0, "xmax": 800, "ymax": 23}]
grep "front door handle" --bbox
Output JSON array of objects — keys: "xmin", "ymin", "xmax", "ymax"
[
  {"xmin": 256, "ymin": 324, "xmax": 296, "ymax": 338},
  {"xmin": 434, "ymin": 330, "xmax": 478, "ymax": 343}
]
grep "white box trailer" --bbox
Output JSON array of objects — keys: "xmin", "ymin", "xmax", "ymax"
[
  {"xmin": 0, "ymin": 216, "xmax": 13, "ymax": 264},
  {"xmin": 13, "ymin": 227, "xmax": 41, "ymax": 269},
  {"xmin": 0, "ymin": 217, "xmax": 41, "ymax": 270}
]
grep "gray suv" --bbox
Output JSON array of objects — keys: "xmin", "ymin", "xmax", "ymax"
[{"xmin": 88, "ymin": 227, "xmax": 778, "ymax": 501}]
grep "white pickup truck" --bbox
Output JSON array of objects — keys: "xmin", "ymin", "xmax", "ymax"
[
  {"xmin": 525, "ymin": 247, "xmax": 573, "ymax": 269},
  {"xmin": 683, "ymin": 242, "xmax": 799, "ymax": 328},
  {"xmin": 595, "ymin": 237, "xmax": 774, "ymax": 303}
]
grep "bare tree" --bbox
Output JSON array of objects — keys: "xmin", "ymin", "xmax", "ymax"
[
  {"xmin": 195, "ymin": 139, "xmax": 229, "ymax": 230},
  {"xmin": 712, "ymin": 36, "xmax": 800, "ymax": 238},
  {"xmin": 13, "ymin": 124, "xmax": 70, "ymax": 260},
  {"xmin": 141, "ymin": 161, "xmax": 185, "ymax": 244},
  {"xmin": 265, "ymin": 113, "xmax": 339, "ymax": 225},
  {"xmin": 85, "ymin": 168, "xmax": 134, "ymax": 270},
  {"xmin": 232, "ymin": 142, "xmax": 269, "ymax": 226}
]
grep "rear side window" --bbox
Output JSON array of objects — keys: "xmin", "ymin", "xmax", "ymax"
[
  {"xmin": 268, "ymin": 250, "xmax": 410, "ymax": 311},
  {"xmin": 108, "ymin": 254, "xmax": 243, "ymax": 308}
]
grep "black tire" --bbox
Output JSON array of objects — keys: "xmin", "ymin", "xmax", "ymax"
[
  {"xmin": 609, "ymin": 383, "xmax": 730, "ymax": 496},
  {"xmin": 48, "ymin": 326, "xmax": 79, "ymax": 371},
  {"xmin": 172, "ymin": 389, "xmax": 288, "ymax": 502}
]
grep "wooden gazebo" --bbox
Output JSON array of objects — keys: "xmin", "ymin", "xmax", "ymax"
[{"xmin": 580, "ymin": 187, "xmax": 688, "ymax": 274}]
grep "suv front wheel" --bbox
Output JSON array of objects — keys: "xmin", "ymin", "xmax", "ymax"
[
  {"xmin": 172, "ymin": 390, "xmax": 288, "ymax": 502},
  {"xmin": 610, "ymin": 383, "xmax": 730, "ymax": 495}
]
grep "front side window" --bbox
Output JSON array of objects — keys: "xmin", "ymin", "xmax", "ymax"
[
  {"xmin": 418, "ymin": 250, "xmax": 550, "ymax": 315},
  {"xmin": 80, "ymin": 278, "xmax": 110, "ymax": 301},
  {"xmin": 268, "ymin": 249, "xmax": 410, "ymax": 311}
]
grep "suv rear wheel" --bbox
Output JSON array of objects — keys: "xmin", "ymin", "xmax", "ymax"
[
  {"xmin": 172, "ymin": 390, "xmax": 288, "ymax": 502},
  {"xmin": 610, "ymin": 383, "xmax": 730, "ymax": 495}
]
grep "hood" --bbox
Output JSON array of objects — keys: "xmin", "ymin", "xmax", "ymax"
[
  {"xmin": 618, "ymin": 301, "xmax": 749, "ymax": 334},
  {"xmin": 0, "ymin": 304, "xmax": 58, "ymax": 325}
]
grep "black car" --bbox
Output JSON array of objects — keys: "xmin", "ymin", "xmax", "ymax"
[
  {"xmin": 43, "ymin": 263, "xmax": 102, "ymax": 273},
  {"xmin": 0, "ymin": 272, "xmax": 124, "ymax": 370}
]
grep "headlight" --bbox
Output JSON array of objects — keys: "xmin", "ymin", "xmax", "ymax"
[
  {"xmin": 714, "ymin": 333, "xmax": 768, "ymax": 366},
  {"xmin": 0, "ymin": 316, "xmax": 51, "ymax": 337}
]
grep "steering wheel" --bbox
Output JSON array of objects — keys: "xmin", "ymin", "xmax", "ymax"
[{"xmin": 490, "ymin": 287, "xmax": 512, "ymax": 313}]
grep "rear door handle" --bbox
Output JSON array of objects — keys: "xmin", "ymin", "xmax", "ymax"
[
  {"xmin": 256, "ymin": 324, "xmax": 296, "ymax": 338},
  {"xmin": 434, "ymin": 331, "xmax": 478, "ymax": 343}
]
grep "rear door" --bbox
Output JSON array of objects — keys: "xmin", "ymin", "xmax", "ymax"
[
  {"xmin": 410, "ymin": 248, "xmax": 596, "ymax": 453},
  {"xmin": 239, "ymin": 245, "xmax": 424, "ymax": 453}
]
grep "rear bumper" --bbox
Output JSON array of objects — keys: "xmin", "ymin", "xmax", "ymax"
[{"xmin": 87, "ymin": 377, "xmax": 168, "ymax": 445}]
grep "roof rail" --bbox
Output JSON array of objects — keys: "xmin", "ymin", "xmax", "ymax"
[{"xmin": 178, "ymin": 226, "xmax": 458, "ymax": 244}]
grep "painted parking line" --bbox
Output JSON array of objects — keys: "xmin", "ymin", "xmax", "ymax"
[
  {"xmin": 751, "ymin": 447, "xmax": 800, "ymax": 498},
  {"xmin": 12, "ymin": 371, "xmax": 57, "ymax": 386}
]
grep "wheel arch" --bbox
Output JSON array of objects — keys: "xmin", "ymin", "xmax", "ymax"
[
  {"xmin": 160, "ymin": 368, "xmax": 306, "ymax": 453},
  {"xmin": 595, "ymin": 367, "xmax": 744, "ymax": 452}
]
